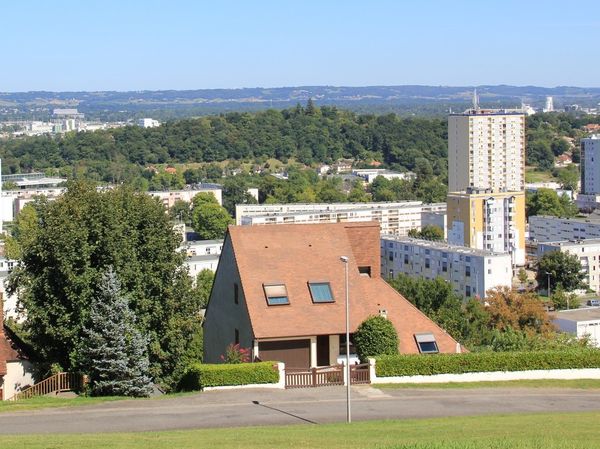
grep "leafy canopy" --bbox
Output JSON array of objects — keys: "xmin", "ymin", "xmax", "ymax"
[
  {"xmin": 537, "ymin": 250, "xmax": 586, "ymax": 293},
  {"xmin": 8, "ymin": 181, "xmax": 203, "ymax": 388}
]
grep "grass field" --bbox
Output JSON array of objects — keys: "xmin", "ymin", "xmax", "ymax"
[
  {"xmin": 0, "ymin": 395, "xmax": 128, "ymax": 413},
  {"xmin": 2, "ymin": 412, "xmax": 600, "ymax": 449},
  {"xmin": 525, "ymin": 168, "xmax": 557, "ymax": 183}
]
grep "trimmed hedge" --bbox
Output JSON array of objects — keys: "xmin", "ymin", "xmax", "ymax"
[
  {"xmin": 375, "ymin": 350, "xmax": 600, "ymax": 377},
  {"xmin": 178, "ymin": 362, "xmax": 279, "ymax": 391}
]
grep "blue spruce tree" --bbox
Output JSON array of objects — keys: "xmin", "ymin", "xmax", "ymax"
[{"xmin": 78, "ymin": 267, "xmax": 152, "ymax": 397}]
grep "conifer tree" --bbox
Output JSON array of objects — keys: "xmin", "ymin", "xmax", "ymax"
[{"xmin": 78, "ymin": 267, "xmax": 153, "ymax": 397}]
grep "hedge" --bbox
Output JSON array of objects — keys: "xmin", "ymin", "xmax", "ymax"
[
  {"xmin": 375, "ymin": 350, "xmax": 600, "ymax": 377},
  {"xmin": 178, "ymin": 362, "xmax": 279, "ymax": 391}
]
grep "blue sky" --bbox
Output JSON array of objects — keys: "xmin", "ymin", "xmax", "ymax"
[{"xmin": 2, "ymin": 0, "xmax": 599, "ymax": 91}]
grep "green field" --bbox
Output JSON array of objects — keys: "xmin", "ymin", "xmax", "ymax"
[
  {"xmin": 3, "ymin": 412, "xmax": 600, "ymax": 449},
  {"xmin": 0, "ymin": 395, "xmax": 128, "ymax": 413},
  {"xmin": 525, "ymin": 168, "xmax": 557, "ymax": 183}
]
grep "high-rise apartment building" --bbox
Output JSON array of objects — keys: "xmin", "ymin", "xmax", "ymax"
[
  {"xmin": 447, "ymin": 104, "xmax": 526, "ymax": 266},
  {"xmin": 448, "ymin": 109, "xmax": 526, "ymax": 193},
  {"xmin": 581, "ymin": 135, "xmax": 600, "ymax": 195}
]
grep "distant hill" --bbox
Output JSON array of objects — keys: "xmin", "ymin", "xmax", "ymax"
[{"xmin": 2, "ymin": 85, "xmax": 600, "ymax": 121}]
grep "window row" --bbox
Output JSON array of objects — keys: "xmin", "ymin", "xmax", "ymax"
[{"xmin": 263, "ymin": 282, "xmax": 334, "ymax": 306}]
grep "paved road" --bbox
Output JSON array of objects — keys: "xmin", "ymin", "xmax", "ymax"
[{"xmin": 1, "ymin": 386, "xmax": 600, "ymax": 434}]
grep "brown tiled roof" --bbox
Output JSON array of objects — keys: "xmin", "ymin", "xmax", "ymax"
[{"xmin": 229, "ymin": 222, "xmax": 459, "ymax": 353}]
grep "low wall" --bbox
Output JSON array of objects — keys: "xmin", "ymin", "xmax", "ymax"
[{"xmin": 370, "ymin": 367, "xmax": 600, "ymax": 384}]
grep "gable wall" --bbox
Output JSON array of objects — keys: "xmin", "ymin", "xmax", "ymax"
[{"xmin": 203, "ymin": 235, "xmax": 254, "ymax": 363}]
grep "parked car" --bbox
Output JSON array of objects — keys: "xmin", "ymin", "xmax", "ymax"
[{"xmin": 587, "ymin": 299, "xmax": 600, "ymax": 307}]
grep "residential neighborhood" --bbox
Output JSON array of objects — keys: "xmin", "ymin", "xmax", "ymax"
[{"xmin": 1, "ymin": 2, "xmax": 600, "ymax": 447}]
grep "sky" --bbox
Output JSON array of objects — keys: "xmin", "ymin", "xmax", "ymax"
[{"xmin": 2, "ymin": 0, "xmax": 599, "ymax": 92}]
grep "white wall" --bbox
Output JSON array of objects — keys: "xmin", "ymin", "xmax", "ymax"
[{"xmin": 2, "ymin": 360, "xmax": 35, "ymax": 400}]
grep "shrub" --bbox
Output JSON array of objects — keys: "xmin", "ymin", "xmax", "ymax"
[
  {"xmin": 178, "ymin": 362, "xmax": 279, "ymax": 391},
  {"xmin": 220, "ymin": 343, "xmax": 251, "ymax": 363},
  {"xmin": 375, "ymin": 349, "xmax": 600, "ymax": 377},
  {"xmin": 354, "ymin": 315, "xmax": 399, "ymax": 362}
]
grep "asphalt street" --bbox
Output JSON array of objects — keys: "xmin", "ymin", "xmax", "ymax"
[{"xmin": 1, "ymin": 386, "xmax": 599, "ymax": 434}]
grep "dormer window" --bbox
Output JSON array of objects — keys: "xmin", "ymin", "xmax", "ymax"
[
  {"xmin": 308, "ymin": 282, "xmax": 334, "ymax": 303},
  {"xmin": 263, "ymin": 283, "xmax": 289, "ymax": 305}
]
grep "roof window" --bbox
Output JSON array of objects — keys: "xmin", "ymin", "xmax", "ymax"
[
  {"xmin": 308, "ymin": 282, "xmax": 334, "ymax": 303},
  {"xmin": 263, "ymin": 283, "xmax": 289, "ymax": 306},
  {"xmin": 414, "ymin": 333, "xmax": 439, "ymax": 354}
]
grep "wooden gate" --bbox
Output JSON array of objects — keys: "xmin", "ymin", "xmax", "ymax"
[
  {"xmin": 285, "ymin": 363, "xmax": 370, "ymax": 389},
  {"xmin": 350, "ymin": 363, "xmax": 371, "ymax": 384}
]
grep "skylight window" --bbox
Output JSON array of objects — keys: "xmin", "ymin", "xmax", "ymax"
[
  {"xmin": 263, "ymin": 284, "xmax": 289, "ymax": 306},
  {"xmin": 414, "ymin": 333, "xmax": 439, "ymax": 354},
  {"xmin": 308, "ymin": 282, "xmax": 334, "ymax": 303}
]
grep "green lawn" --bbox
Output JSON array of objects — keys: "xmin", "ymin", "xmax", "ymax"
[
  {"xmin": 3, "ymin": 412, "xmax": 600, "ymax": 448},
  {"xmin": 525, "ymin": 168, "xmax": 557, "ymax": 183},
  {"xmin": 377, "ymin": 378, "xmax": 600, "ymax": 389},
  {"xmin": 0, "ymin": 395, "xmax": 128, "ymax": 413}
]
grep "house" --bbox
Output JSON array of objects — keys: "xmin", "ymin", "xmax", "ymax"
[
  {"xmin": 0, "ymin": 300, "xmax": 35, "ymax": 400},
  {"xmin": 203, "ymin": 222, "xmax": 460, "ymax": 369}
]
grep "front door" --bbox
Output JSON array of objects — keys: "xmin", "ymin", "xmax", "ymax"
[{"xmin": 316, "ymin": 335, "xmax": 330, "ymax": 366}]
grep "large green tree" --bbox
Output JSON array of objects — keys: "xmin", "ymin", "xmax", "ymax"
[
  {"xmin": 7, "ymin": 181, "xmax": 203, "ymax": 388},
  {"xmin": 191, "ymin": 200, "xmax": 233, "ymax": 240},
  {"xmin": 526, "ymin": 188, "xmax": 578, "ymax": 218},
  {"xmin": 536, "ymin": 250, "xmax": 586, "ymax": 293}
]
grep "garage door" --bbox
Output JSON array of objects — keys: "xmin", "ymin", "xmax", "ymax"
[{"xmin": 258, "ymin": 339, "xmax": 311, "ymax": 369}]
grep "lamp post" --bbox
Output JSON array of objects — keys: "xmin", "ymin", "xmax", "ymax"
[
  {"xmin": 546, "ymin": 271, "xmax": 551, "ymax": 298},
  {"xmin": 340, "ymin": 255, "xmax": 351, "ymax": 424}
]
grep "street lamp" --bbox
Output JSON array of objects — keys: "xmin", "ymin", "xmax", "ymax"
[
  {"xmin": 546, "ymin": 271, "xmax": 551, "ymax": 298},
  {"xmin": 340, "ymin": 255, "xmax": 351, "ymax": 424}
]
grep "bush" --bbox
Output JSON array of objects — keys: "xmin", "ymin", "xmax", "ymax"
[
  {"xmin": 178, "ymin": 362, "xmax": 279, "ymax": 391},
  {"xmin": 375, "ymin": 349, "xmax": 600, "ymax": 377},
  {"xmin": 354, "ymin": 315, "xmax": 399, "ymax": 362}
]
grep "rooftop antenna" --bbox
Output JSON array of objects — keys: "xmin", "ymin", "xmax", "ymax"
[{"xmin": 472, "ymin": 88, "xmax": 479, "ymax": 111}]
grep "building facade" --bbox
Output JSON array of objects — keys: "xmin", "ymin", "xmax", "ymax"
[
  {"xmin": 381, "ymin": 236, "xmax": 512, "ymax": 298},
  {"xmin": 235, "ymin": 202, "xmax": 446, "ymax": 236},
  {"xmin": 538, "ymin": 239, "xmax": 600, "ymax": 293},
  {"xmin": 447, "ymin": 189, "xmax": 526, "ymax": 265},
  {"xmin": 181, "ymin": 239, "xmax": 223, "ymax": 277},
  {"xmin": 581, "ymin": 135, "xmax": 600, "ymax": 196},
  {"xmin": 448, "ymin": 109, "xmax": 526, "ymax": 193},
  {"xmin": 529, "ymin": 215, "xmax": 600, "ymax": 243}
]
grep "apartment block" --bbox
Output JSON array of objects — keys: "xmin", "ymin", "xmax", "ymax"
[
  {"xmin": 381, "ymin": 236, "xmax": 512, "ymax": 298},
  {"xmin": 529, "ymin": 215, "xmax": 600, "ymax": 242},
  {"xmin": 447, "ymin": 189, "xmax": 526, "ymax": 266},
  {"xmin": 235, "ymin": 202, "xmax": 447, "ymax": 236},
  {"xmin": 538, "ymin": 239, "xmax": 600, "ymax": 294},
  {"xmin": 580, "ymin": 135, "xmax": 600, "ymax": 197},
  {"xmin": 181, "ymin": 239, "xmax": 223, "ymax": 277},
  {"xmin": 448, "ymin": 109, "xmax": 525, "ymax": 193}
]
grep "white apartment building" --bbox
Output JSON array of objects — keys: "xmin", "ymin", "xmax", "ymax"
[
  {"xmin": 581, "ymin": 135, "xmax": 600, "ymax": 196},
  {"xmin": 448, "ymin": 109, "xmax": 525, "ymax": 193},
  {"xmin": 138, "ymin": 118, "xmax": 161, "ymax": 128},
  {"xmin": 150, "ymin": 185, "xmax": 223, "ymax": 208},
  {"xmin": 351, "ymin": 169, "xmax": 415, "ymax": 184},
  {"xmin": 181, "ymin": 240, "xmax": 223, "ymax": 277},
  {"xmin": 235, "ymin": 202, "xmax": 447, "ymax": 236},
  {"xmin": 380, "ymin": 236, "xmax": 512, "ymax": 298},
  {"xmin": 529, "ymin": 215, "xmax": 600, "ymax": 243},
  {"xmin": 538, "ymin": 239, "xmax": 600, "ymax": 293}
]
